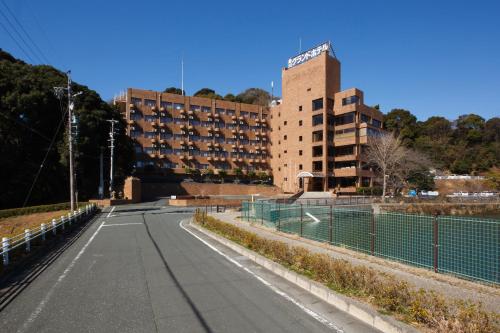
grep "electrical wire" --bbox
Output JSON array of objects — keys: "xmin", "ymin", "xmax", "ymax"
[
  {"xmin": 0, "ymin": 0, "xmax": 50, "ymax": 64},
  {"xmin": 0, "ymin": 5, "xmax": 41, "ymax": 63},
  {"xmin": 0, "ymin": 17, "xmax": 34, "ymax": 63},
  {"xmin": 22, "ymin": 103, "xmax": 68, "ymax": 207}
]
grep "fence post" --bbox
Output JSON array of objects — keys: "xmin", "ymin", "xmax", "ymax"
[
  {"xmin": 2, "ymin": 237, "xmax": 9, "ymax": 265},
  {"xmin": 41, "ymin": 223, "xmax": 46, "ymax": 241},
  {"xmin": 370, "ymin": 208, "xmax": 375, "ymax": 255},
  {"xmin": 68, "ymin": 212, "xmax": 72, "ymax": 226},
  {"xmin": 329, "ymin": 205, "xmax": 333, "ymax": 243},
  {"xmin": 261, "ymin": 202, "xmax": 264, "ymax": 225},
  {"xmin": 52, "ymin": 219, "xmax": 57, "ymax": 235},
  {"xmin": 433, "ymin": 214, "xmax": 439, "ymax": 273},
  {"xmin": 277, "ymin": 201, "xmax": 281, "ymax": 231},
  {"xmin": 25, "ymin": 229, "xmax": 31, "ymax": 252},
  {"xmin": 61, "ymin": 215, "xmax": 65, "ymax": 230},
  {"xmin": 300, "ymin": 204, "xmax": 303, "ymax": 237}
]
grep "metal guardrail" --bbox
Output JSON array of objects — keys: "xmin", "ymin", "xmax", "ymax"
[{"xmin": 1, "ymin": 203, "xmax": 98, "ymax": 266}]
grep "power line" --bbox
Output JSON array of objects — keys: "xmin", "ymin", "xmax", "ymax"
[
  {"xmin": 0, "ymin": 5, "xmax": 42, "ymax": 63},
  {"xmin": 0, "ymin": 16, "xmax": 35, "ymax": 63},
  {"xmin": 22, "ymin": 103, "xmax": 68, "ymax": 207},
  {"xmin": 0, "ymin": 0, "xmax": 50, "ymax": 64},
  {"xmin": 24, "ymin": 0, "xmax": 61, "ymax": 67}
]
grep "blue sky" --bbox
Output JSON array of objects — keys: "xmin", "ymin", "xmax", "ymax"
[{"xmin": 1, "ymin": 0, "xmax": 499, "ymax": 120}]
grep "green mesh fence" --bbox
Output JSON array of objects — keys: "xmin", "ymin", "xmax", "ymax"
[
  {"xmin": 438, "ymin": 216, "xmax": 499, "ymax": 283},
  {"xmin": 241, "ymin": 200, "xmax": 500, "ymax": 284}
]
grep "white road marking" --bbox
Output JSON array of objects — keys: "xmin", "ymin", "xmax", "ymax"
[
  {"xmin": 179, "ymin": 220, "xmax": 344, "ymax": 333},
  {"xmin": 18, "ymin": 220, "xmax": 106, "ymax": 333},
  {"xmin": 305, "ymin": 212, "xmax": 320, "ymax": 223},
  {"xmin": 102, "ymin": 222, "xmax": 143, "ymax": 227},
  {"xmin": 106, "ymin": 206, "xmax": 115, "ymax": 218}
]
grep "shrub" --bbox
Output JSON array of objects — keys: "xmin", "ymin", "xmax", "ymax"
[
  {"xmin": 0, "ymin": 202, "xmax": 88, "ymax": 219},
  {"xmin": 193, "ymin": 211, "xmax": 499, "ymax": 333}
]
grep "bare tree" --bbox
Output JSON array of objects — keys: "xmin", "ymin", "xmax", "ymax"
[{"xmin": 365, "ymin": 133, "xmax": 432, "ymax": 200}]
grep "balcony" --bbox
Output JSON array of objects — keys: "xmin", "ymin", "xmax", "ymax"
[
  {"xmin": 334, "ymin": 154, "xmax": 357, "ymax": 162},
  {"xmin": 127, "ymin": 119, "xmax": 135, "ymax": 125},
  {"xmin": 188, "ymin": 125, "xmax": 194, "ymax": 130},
  {"xmin": 237, "ymin": 158, "xmax": 243, "ymax": 162},
  {"xmin": 334, "ymin": 136, "xmax": 356, "ymax": 146},
  {"xmin": 151, "ymin": 138, "xmax": 158, "ymax": 143},
  {"xmin": 214, "ymin": 157, "xmax": 220, "ymax": 162},
  {"xmin": 188, "ymin": 110, "xmax": 194, "ymax": 115},
  {"xmin": 149, "ymin": 153, "xmax": 156, "ymax": 158},
  {"xmin": 129, "ymin": 103, "xmax": 135, "ymax": 109},
  {"xmin": 334, "ymin": 167, "xmax": 357, "ymax": 177},
  {"xmin": 180, "ymin": 124, "xmax": 186, "ymax": 129},
  {"xmin": 220, "ymin": 157, "xmax": 226, "ymax": 162},
  {"xmin": 180, "ymin": 155, "xmax": 187, "ymax": 160},
  {"xmin": 179, "ymin": 109, "xmax": 186, "ymax": 114},
  {"xmin": 207, "ymin": 156, "xmax": 213, "ymax": 161},
  {"xmin": 159, "ymin": 154, "xmax": 167, "ymax": 159},
  {"xmin": 188, "ymin": 141, "xmax": 194, "ymax": 146},
  {"xmin": 207, "ymin": 142, "xmax": 213, "ymax": 147},
  {"xmin": 151, "ymin": 122, "xmax": 158, "ymax": 127},
  {"xmin": 249, "ymin": 158, "xmax": 255, "ymax": 163},
  {"xmin": 238, "ymin": 116, "xmax": 244, "ymax": 121},
  {"xmin": 159, "ymin": 139, "xmax": 167, "ymax": 144},
  {"xmin": 151, "ymin": 106, "xmax": 157, "ymax": 111},
  {"xmin": 231, "ymin": 115, "xmax": 237, "ymax": 120},
  {"xmin": 188, "ymin": 156, "xmax": 194, "ymax": 161},
  {"xmin": 180, "ymin": 140, "xmax": 186, "ymax": 145},
  {"xmin": 231, "ymin": 157, "xmax": 238, "ymax": 162}
]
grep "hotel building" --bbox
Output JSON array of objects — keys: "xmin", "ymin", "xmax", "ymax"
[
  {"xmin": 117, "ymin": 89, "xmax": 272, "ymax": 176},
  {"xmin": 270, "ymin": 42, "xmax": 384, "ymax": 193},
  {"xmin": 117, "ymin": 41, "xmax": 383, "ymax": 194}
]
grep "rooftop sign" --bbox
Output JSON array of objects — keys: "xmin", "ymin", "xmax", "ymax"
[{"xmin": 287, "ymin": 42, "xmax": 332, "ymax": 68}]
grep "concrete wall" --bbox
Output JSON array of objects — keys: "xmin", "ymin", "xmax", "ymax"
[{"xmin": 142, "ymin": 182, "xmax": 282, "ymax": 200}]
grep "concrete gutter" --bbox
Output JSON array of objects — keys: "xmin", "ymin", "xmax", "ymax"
[{"xmin": 189, "ymin": 220, "xmax": 419, "ymax": 333}]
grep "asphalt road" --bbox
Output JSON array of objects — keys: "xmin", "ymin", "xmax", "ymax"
[{"xmin": 0, "ymin": 202, "xmax": 380, "ymax": 333}]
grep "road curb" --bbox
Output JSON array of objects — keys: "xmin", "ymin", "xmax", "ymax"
[{"xmin": 189, "ymin": 220, "xmax": 419, "ymax": 333}]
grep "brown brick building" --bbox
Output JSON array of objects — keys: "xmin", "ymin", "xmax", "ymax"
[
  {"xmin": 117, "ymin": 89, "xmax": 271, "ymax": 177},
  {"xmin": 117, "ymin": 41, "xmax": 383, "ymax": 194},
  {"xmin": 270, "ymin": 43, "xmax": 384, "ymax": 193}
]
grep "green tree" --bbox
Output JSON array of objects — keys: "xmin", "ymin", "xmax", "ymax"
[
  {"xmin": 193, "ymin": 88, "xmax": 222, "ymax": 100},
  {"xmin": 223, "ymin": 93, "xmax": 236, "ymax": 102},
  {"xmin": 383, "ymin": 109, "xmax": 418, "ymax": 146},
  {"xmin": 235, "ymin": 88, "xmax": 271, "ymax": 106},
  {"xmin": 163, "ymin": 87, "xmax": 185, "ymax": 95},
  {"xmin": 0, "ymin": 49, "xmax": 134, "ymax": 208},
  {"xmin": 218, "ymin": 169, "xmax": 227, "ymax": 183}
]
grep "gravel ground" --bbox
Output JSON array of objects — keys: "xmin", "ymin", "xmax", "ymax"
[{"xmin": 210, "ymin": 210, "xmax": 500, "ymax": 313}]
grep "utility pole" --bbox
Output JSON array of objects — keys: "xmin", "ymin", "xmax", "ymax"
[
  {"xmin": 54, "ymin": 71, "xmax": 81, "ymax": 212},
  {"xmin": 107, "ymin": 120, "xmax": 118, "ymax": 198},
  {"xmin": 99, "ymin": 147, "xmax": 104, "ymax": 199}
]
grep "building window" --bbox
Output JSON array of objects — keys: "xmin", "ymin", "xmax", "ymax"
[
  {"xmin": 335, "ymin": 112, "xmax": 355, "ymax": 125},
  {"xmin": 278, "ymin": 167, "xmax": 281, "ymax": 171},
  {"xmin": 361, "ymin": 113, "xmax": 370, "ymax": 123},
  {"xmin": 312, "ymin": 114, "xmax": 323, "ymax": 126},
  {"xmin": 312, "ymin": 130, "xmax": 323, "ymax": 142},
  {"xmin": 299, "ymin": 120, "xmax": 302, "ymax": 126},
  {"xmin": 312, "ymin": 146, "xmax": 323, "ymax": 157},
  {"xmin": 299, "ymin": 150, "xmax": 302, "ymax": 156},
  {"xmin": 312, "ymin": 98, "xmax": 323, "ymax": 111},
  {"xmin": 307, "ymin": 88, "xmax": 311, "ymax": 92},
  {"xmin": 342, "ymin": 95, "xmax": 359, "ymax": 106},
  {"xmin": 312, "ymin": 161, "xmax": 322, "ymax": 172},
  {"xmin": 299, "ymin": 164, "xmax": 303, "ymax": 170},
  {"xmin": 299, "ymin": 105, "xmax": 302, "ymax": 111},
  {"xmin": 284, "ymin": 121, "xmax": 287, "ymax": 126},
  {"xmin": 131, "ymin": 97, "xmax": 142, "ymax": 106},
  {"xmin": 144, "ymin": 99, "xmax": 156, "ymax": 107},
  {"xmin": 284, "ymin": 177, "xmax": 288, "ymax": 181},
  {"xmin": 174, "ymin": 103, "xmax": 185, "ymax": 110},
  {"xmin": 284, "ymin": 135, "xmax": 287, "ymax": 140},
  {"xmin": 299, "ymin": 136, "xmax": 302, "ymax": 141},
  {"xmin": 278, "ymin": 154, "xmax": 281, "ymax": 158},
  {"xmin": 284, "ymin": 150, "xmax": 287, "ymax": 154},
  {"xmin": 372, "ymin": 119, "xmax": 382, "ymax": 128}
]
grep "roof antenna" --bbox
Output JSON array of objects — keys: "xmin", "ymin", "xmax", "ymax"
[
  {"xmin": 299, "ymin": 37, "xmax": 302, "ymax": 53},
  {"xmin": 181, "ymin": 55, "xmax": 184, "ymax": 96}
]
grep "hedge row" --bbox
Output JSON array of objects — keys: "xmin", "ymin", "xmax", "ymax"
[
  {"xmin": 0, "ymin": 202, "xmax": 83, "ymax": 219},
  {"xmin": 193, "ymin": 211, "xmax": 499, "ymax": 333}
]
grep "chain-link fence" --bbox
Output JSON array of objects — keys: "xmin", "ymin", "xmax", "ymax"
[{"xmin": 241, "ymin": 200, "xmax": 499, "ymax": 284}]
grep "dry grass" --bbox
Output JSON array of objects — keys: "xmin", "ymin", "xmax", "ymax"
[
  {"xmin": 0, "ymin": 210, "xmax": 69, "ymax": 239},
  {"xmin": 194, "ymin": 211, "xmax": 500, "ymax": 333}
]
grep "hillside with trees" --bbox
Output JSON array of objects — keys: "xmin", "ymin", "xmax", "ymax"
[
  {"xmin": 0, "ymin": 49, "xmax": 134, "ymax": 209},
  {"xmin": 383, "ymin": 109, "xmax": 499, "ymax": 174},
  {"xmin": 165, "ymin": 86, "xmax": 272, "ymax": 106}
]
